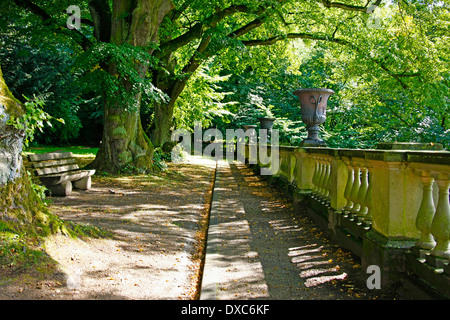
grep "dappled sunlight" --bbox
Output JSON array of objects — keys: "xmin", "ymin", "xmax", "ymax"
[
  {"xmin": 288, "ymin": 244, "xmax": 348, "ymax": 288},
  {"xmin": 45, "ymin": 234, "xmax": 195, "ymax": 299},
  {"xmin": 218, "ymin": 162, "xmax": 369, "ymax": 299},
  {"xmin": 38, "ymin": 155, "xmax": 217, "ymax": 299},
  {"xmin": 304, "ymin": 273, "xmax": 348, "ymax": 288}
]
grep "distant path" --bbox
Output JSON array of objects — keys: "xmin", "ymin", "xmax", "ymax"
[{"xmin": 200, "ymin": 160, "xmax": 396, "ymax": 300}]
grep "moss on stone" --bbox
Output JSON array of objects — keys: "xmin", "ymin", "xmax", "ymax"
[
  {"xmin": 0, "ymin": 66, "xmax": 23, "ymax": 118},
  {"xmin": 376, "ymin": 142, "xmax": 444, "ymax": 151},
  {"xmin": 0, "ymin": 168, "xmax": 68, "ymax": 237},
  {"xmin": 135, "ymin": 154, "xmax": 152, "ymax": 169}
]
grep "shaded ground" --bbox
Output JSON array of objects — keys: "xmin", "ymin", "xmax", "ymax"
[{"xmin": 0, "ymin": 156, "xmax": 216, "ymax": 300}]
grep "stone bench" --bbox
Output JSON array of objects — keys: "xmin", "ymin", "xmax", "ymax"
[{"xmin": 28, "ymin": 151, "xmax": 95, "ymax": 196}]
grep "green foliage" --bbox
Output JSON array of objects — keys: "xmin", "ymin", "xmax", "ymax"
[
  {"xmin": 186, "ymin": 2, "xmax": 449, "ymax": 149},
  {"xmin": 173, "ymin": 64, "xmax": 235, "ymax": 131},
  {"xmin": 152, "ymin": 147, "xmax": 170, "ymax": 171},
  {"xmin": 0, "ymin": 32, "xmax": 83, "ymax": 145},
  {"xmin": 74, "ymin": 43, "xmax": 169, "ymax": 112},
  {"xmin": 0, "ymin": 229, "xmax": 54, "ymax": 272},
  {"xmin": 5, "ymin": 95, "xmax": 64, "ymax": 147},
  {"xmin": 29, "ymin": 177, "xmax": 49, "ymax": 204},
  {"xmin": 2, "ymin": 0, "xmax": 448, "ymax": 151}
]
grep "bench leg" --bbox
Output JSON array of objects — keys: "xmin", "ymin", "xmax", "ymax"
[
  {"xmin": 73, "ymin": 176, "xmax": 92, "ymax": 190},
  {"xmin": 49, "ymin": 181, "xmax": 72, "ymax": 196}
]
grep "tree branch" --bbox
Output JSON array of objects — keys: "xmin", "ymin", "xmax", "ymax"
[
  {"xmin": 241, "ymin": 32, "xmax": 411, "ymax": 89},
  {"xmin": 241, "ymin": 32, "xmax": 349, "ymax": 46},
  {"xmin": 12, "ymin": 0, "xmax": 93, "ymax": 50},
  {"xmin": 319, "ymin": 0, "xmax": 382, "ymax": 12},
  {"xmin": 88, "ymin": 0, "xmax": 112, "ymax": 43},
  {"xmin": 157, "ymin": 4, "xmax": 264, "ymax": 58},
  {"xmin": 228, "ymin": 16, "xmax": 267, "ymax": 39}
]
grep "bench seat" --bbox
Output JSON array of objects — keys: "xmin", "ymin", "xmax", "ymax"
[{"xmin": 28, "ymin": 151, "xmax": 96, "ymax": 196}]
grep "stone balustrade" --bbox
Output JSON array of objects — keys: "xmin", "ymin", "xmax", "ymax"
[{"xmin": 244, "ymin": 142, "xmax": 450, "ymax": 297}]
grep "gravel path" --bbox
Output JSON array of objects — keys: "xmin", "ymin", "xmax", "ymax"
[
  {"xmin": 0, "ymin": 156, "xmax": 216, "ymax": 300},
  {"xmin": 200, "ymin": 161, "xmax": 396, "ymax": 300}
]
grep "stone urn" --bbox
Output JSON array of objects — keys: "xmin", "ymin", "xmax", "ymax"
[
  {"xmin": 258, "ymin": 117, "xmax": 275, "ymax": 142},
  {"xmin": 258, "ymin": 117, "xmax": 275, "ymax": 130},
  {"xmin": 293, "ymin": 88, "xmax": 334, "ymax": 146},
  {"xmin": 242, "ymin": 125, "xmax": 257, "ymax": 131}
]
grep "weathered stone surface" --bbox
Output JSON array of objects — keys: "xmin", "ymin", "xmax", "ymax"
[
  {"xmin": 376, "ymin": 142, "xmax": 444, "ymax": 151},
  {"xmin": 0, "ymin": 104, "xmax": 25, "ymax": 186}
]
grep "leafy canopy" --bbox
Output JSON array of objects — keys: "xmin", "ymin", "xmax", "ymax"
[{"xmin": 1, "ymin": 0, "xmax": 448, "ymax": 148}]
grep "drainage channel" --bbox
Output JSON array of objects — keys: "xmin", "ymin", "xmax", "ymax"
[
  {"xmin": 192, "ymin": 159, "xmax": 218, "ymax": 300},
  {"xmin": 197, "ymin": 161, "xmax": 270, "ymax": 300}
]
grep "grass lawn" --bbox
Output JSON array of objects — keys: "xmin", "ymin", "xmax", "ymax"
[
  {"xmin": 24, "ymin": 146, "xmax": 98, "ymax": 168},
  {"xmin": 24, "ymin": 146, "xmax": 98, "ymax": 158}
]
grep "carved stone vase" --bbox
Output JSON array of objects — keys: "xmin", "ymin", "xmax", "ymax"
[
  {"xmin": 242, "ymin": 125, "xmax": 257, "ymax": 131},
  {"xmin": 293, "ymin": 88, "xmax": 334, "ymax": 146},
  {"xmin": 258, "ymin": 117, "xmax": 275, "ymax": 143}
]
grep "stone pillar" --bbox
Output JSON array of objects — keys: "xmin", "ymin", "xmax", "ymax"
[
  {"xmin": 363, "ymin": 164, "xmax": 374, "ymax": 225},
  {"xmin": 292, "ymin": 149, "xmax": 315, "ymax": 202},
  {"xmin": 349, "ymin": 165, "xmax": 361, "ymax": 216},
  {"xmin": 342, "ymin": 158, "xmax": 354, "ymax": 213},
  {"xmin": 362, "ymin": 150, "xmax": 421, "ymax": 287},
  {"xmin": 356, "ymin": 166, "xmax": 369, "ymax": 220}
]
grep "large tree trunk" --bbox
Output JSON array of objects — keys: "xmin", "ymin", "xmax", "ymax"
[
  {"xmin": 91, "ymin": 81, "xmax": 154, "ymax": 173},
  {"xmin": 91, "ymin": 0, "xmax": 174, "ymax": 173},
  {"xmin": 0, "ymin": 65, "xmax": 62, "ymax": 233},
  {"xmin": 151, "ymin": 101, "xmax": 175, "ymax": 147},
  {"xmin": 151, "ymin": 69, "xmax": 194, "ymax": 147}
]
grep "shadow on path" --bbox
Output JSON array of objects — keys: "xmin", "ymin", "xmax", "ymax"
[{"xmin": 201, "ymin": 161, "xmax": 397, "ymax": 300}]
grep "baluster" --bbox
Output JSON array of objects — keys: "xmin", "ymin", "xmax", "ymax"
[
  {"xmin": 311, "ymin": 157, "xmax": 320, "ymax": 198},
  {"xmin": 356, "ymin": 167, "xmax": 369, "ymax": 220},
  {"xmin": 363, "ymin": 166, "xmax": 373, "ymax": 226},
  {"xmin": 317, "ymin": 159, "xmax": 326, "ymax": 199},
  {"xmin": 350, "ymin": 165, "xmax": 361, "ymax": 217},
  {"xmin": 429, "ymin": 173, "xmax": 450, "ymax": 263},
  {"xmin": 320, "ymin": 159, "xmax": 329, "ymax": 204},
  {"xmin": 311, "ymin": 157, "xmax": 317, "ymax": 195},
  {"xmin": 324, "ymin": 159, "xmax": 331, "ymax": 204},
  {"xmin": 343, "ymin": 164, "xmax": 354, "ymax": 214},
  {"xmin": 414, "ymin": 171, "xmax": 436, "ymax": 254}
]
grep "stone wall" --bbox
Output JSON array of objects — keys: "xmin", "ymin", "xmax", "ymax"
[{"xmin": 243, "ymin": 142, "xmax": 450, "ymax": 298}]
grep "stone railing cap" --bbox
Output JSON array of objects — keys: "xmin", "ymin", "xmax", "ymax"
[{"xmin": 376, "ymin": 142, "xmax": 444, "ymax": 151}]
